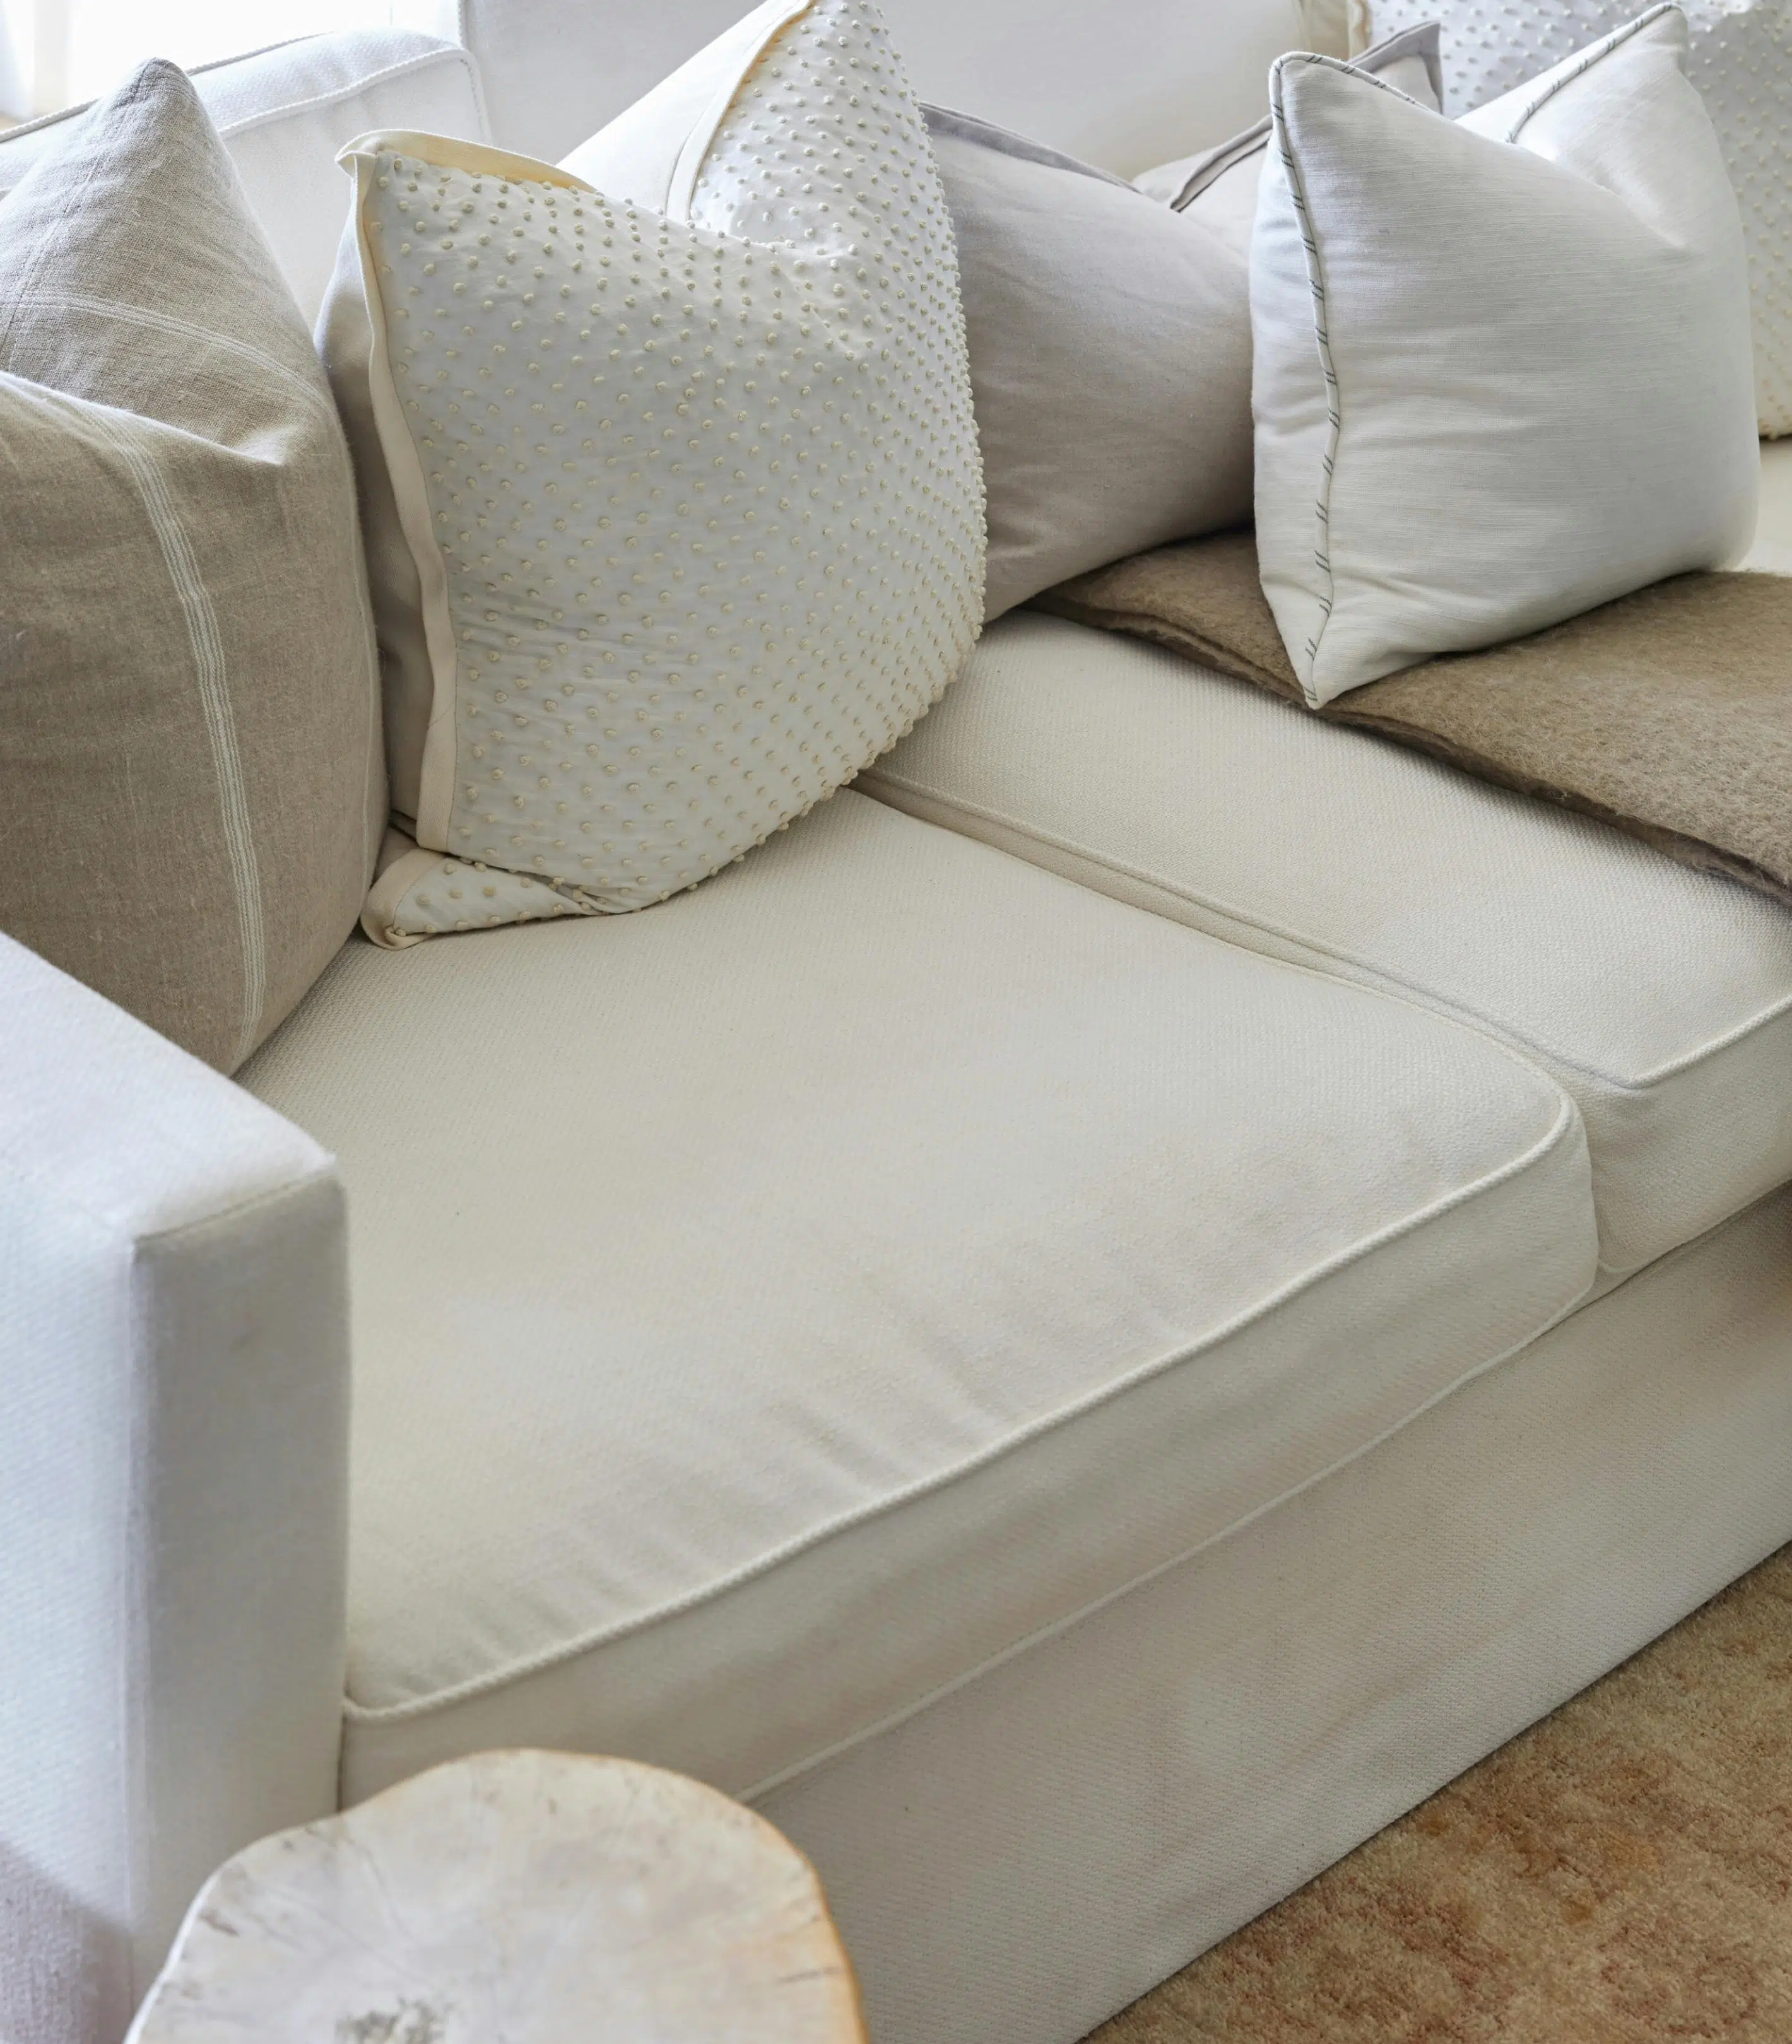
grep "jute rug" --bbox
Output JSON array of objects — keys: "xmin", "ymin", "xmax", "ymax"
[{"xmin": 1091, "ymin": 1545, "xmax": 1792, "ymax": 2043}]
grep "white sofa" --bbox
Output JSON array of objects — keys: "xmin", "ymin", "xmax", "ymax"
[{"xmin": 4, "ymin": 8, "xmax": 1792, "ymax": 2041}]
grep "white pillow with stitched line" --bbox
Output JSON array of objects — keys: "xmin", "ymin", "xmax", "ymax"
[
  {"xmin": 1354, "ymin": 0, "xmax": 1792, "ymax": 439},
  {"xmin": 1252, "ymin": 4, "xmax": 1757, "ymax": 706}
]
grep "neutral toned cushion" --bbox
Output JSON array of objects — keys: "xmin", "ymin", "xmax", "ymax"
[
  {"xmin": 861, "ymin": 611, "xmax": 1792, "ymax": 1276},
  {"xmin": 324, "ymin": 0, "xmax": 982, "ymax": 937},
  {"xmin": 0, "ymin": 934, "xmax": 348, "ymax": 2028},
  {"xmin": 408, "ymin": 0, "xmax": 1324, "ymax": 180},
  {"xmin": 1253, "ymin": 8, "xmax": 1759, "ymax": 704},
  {"xmin": 240, "ymin": 792, "xmax": 1595, "ymax": 1803},
  {"xmin": 923, "ymin": 107, "xmax": 1251, "ymax": 621},
  {"xmin": 0, "ymin": 63, "xmax": 382, "ymax": 1071},
  {"xmin": 1133, "ymin": 21, "xmax": 1441, "ymax": 251},
  {"xmin": 0, "ymin": 32, "xmax": 488, "ymax": 327},
  {"xmin": 1357, "ymin": 0, "xmax": 1792, "ymax": 438}
]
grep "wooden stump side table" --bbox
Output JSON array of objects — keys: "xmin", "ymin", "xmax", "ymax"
[{"xmin": 125, "ymin": 1750, "xmax": 866, "ymax": 2043}]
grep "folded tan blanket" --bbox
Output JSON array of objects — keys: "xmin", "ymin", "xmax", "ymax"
[{"xmin": 1034, "ymin": 530, "xmax": 1792, "ymax": 907}]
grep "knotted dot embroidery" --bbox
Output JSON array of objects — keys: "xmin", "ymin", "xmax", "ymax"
[{"xmin": 364, "ymin": 0, "xmax": 984, "ymax": 938}]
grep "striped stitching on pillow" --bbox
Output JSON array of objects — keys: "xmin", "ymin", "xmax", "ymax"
[{"xmin": 87, "ymin": 404, "xmax": 266, "ymax": 1067}]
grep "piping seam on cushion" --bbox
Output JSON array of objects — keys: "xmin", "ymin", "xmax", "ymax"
[
  {"xmin": 746, "ymin": 1174, "xmax": 1792, "ymax": 1800},
  {"xmin": 216, "ymin": 46, "xmax": 492, "ymax": 148},
  {"xmin": 859, "ymin": 763, "xmax": 1792, "ymax": 1094},
  {"xmin": 739, "ymin": 1231, "xmax": 1606, "ymax": 1805},
  {"xmin": 1269, "ymin": 52, "xmax": 1345, "ymax": 690},
  {"xmin": 1491, "ymin": 3, "xmax": 1680, "ymax": 147},
  {"xmin": 342, "ymin": 1088, "xmax": 1584, "ymax": 1723}
]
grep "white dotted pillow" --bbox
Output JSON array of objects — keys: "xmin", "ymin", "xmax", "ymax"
[
  {"xmin": 1355, "ymin": 0, "xmax": 1792, "ymax": 438},
  {"xmin": 330, "ymin": 0, "xmax": 982, "ymax": 943}
]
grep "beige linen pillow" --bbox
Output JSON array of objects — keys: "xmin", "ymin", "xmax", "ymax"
[
  {"xmin": 0, "ymin": 62, "xmax": 383, "ymax": 1071},
  {"xmin": 324, "ymin": 0, "xmax": 983, "ymax": 944},
  {"xmin": 923, "ymin": 107, "xmax": 1253, "ymax": 621}
]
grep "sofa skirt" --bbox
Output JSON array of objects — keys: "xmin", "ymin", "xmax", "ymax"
[{"xmin": 758, "ymin": 1180, "xmax": 1792, "ymax": 2044}]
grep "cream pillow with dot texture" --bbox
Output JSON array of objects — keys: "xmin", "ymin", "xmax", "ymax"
[
  {"xmin": 332, "ymin": 0, "xmax": 982, "ymax": 943},
  {"xmin": 1253, "ymin": 4, "xmax": 1759, "ymax": 705}
]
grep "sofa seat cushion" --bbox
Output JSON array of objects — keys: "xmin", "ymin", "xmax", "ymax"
[
  {"xmin": 240, "ymin": 792, "xmax": 1593, "ymax": 1803},
  {"xmin": 861, "ymin": 616, "xmax": 1792, "ymax": 1277}
]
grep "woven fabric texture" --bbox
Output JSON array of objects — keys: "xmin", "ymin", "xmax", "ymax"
[
  {"xmin": 242, "ymin": 792, "xmax": 1591, "ymax": 1802},
  {"xmin": 1360, "ymin": 0, "xmax": 1792, "ymax": 438},
  {"xmin": 863, "ymin": 607, "xmax": 1792, "ymax": 1274},
  {"xmin": 327, "ymin": 0, "xmax": 984, "ymax": 939},
  {"xmin": 1251, "ymin": 9, "xmax": 1759, "ymax": 702},
  {"xmin": 1040, "ymin": 534, "xmax": 1792, "ymax": 910},
  {"xmin": 0, "ymin": 62, "xmax": 382, "ymax": 1070},
  {"xmin": 923, "ymin": 108, "xmax": 1251, "ymax": 621}
]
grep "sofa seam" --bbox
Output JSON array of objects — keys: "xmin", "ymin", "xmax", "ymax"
[
  {"xmin": 0, "ymin": 38, "xmax": 481, "ymax": 153},
  {"xmin": 864, "ymin": 773, "xmax": 1578, "ymax": 1116},
  {"xmin": 0, "ymin": 1136, "xmax": 338, "ymax": 1249},
  {"xmin": 749, "ymin": 1168, "xmax": 1792, "ymax": 1803},
  {"xmin": 131, "ymin": 1163, "xmax": 343, "ymax": 1252},
  {"xmin": 342, "ymin": 1090, "xmax": 1583, "ymax": 1724},
  {"xmin": 858, "ymin": 764, "xmax": 1792, "ymax": 1093},
  {"xmin": 741, "ymin": 1247, "xmax": 1601, "ymax": 1803},
  {"xmin": 211, "ymin": 45, "xmax": 487, "ymax": 145}
]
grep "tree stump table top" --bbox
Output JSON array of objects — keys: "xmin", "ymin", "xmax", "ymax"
[{"xmin": 126, "ymin": 1749, "xmax": 866, "ymax": 2043}]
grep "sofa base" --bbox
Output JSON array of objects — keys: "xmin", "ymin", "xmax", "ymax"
[{"xmin": 758, "ymin": 1182, "xmax": 1792, "ymax": 2044}]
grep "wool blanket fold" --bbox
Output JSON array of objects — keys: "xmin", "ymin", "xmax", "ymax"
[{"xmin": 1035, "ymin": 530, "xmax": 1792, "ymax": 907}]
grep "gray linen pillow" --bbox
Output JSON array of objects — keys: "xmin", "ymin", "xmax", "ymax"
[
  {"xmin": 924, "ymin": 105, "xmax": 1253, "ymax": 622},
  {"xmin": 0, "ymin": 62, "xmax": 383, "ymax": 1071},
  {"xmin": 1133, "ymin": 24, "xmax": 1443, "ymax": 254}
]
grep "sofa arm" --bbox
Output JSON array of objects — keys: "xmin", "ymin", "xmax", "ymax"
[{"xmin": 0, "ymin": 937, "xmax": 349, "ymax": 2044}]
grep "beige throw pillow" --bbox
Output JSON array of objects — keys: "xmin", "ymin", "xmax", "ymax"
[{"xmin": 0, "ymin": 62, "xmax": 384, "ymax": 1071}]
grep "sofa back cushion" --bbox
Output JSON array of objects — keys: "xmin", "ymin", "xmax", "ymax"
[
  {"xmin": 0, "ymin": 62, "xmax": 384, "ymax": 1069},
  {"xmin": 0, "ymin": 31, "xmax": 487, "ymax": 326},
  {"xmin": 403, "ymin": 0, "xmax": 1322, "ymax": 174}
]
